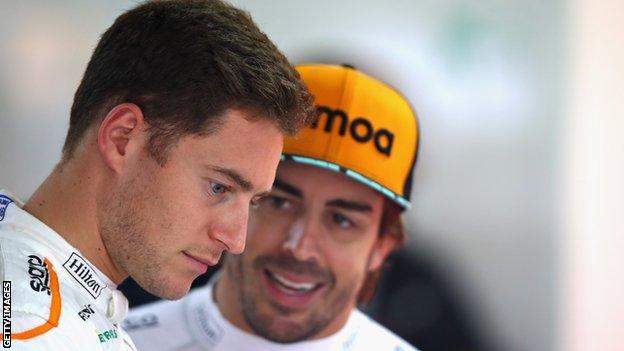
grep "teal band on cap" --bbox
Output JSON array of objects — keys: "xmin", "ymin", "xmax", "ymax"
[{"xmin": 281, "ymin": 154, "xmax": 411, "ymax": 209}]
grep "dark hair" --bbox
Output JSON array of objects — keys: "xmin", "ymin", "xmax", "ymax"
[{"xmin": 63, "ymin": 0, "xmax": 314, "ymax": 164}]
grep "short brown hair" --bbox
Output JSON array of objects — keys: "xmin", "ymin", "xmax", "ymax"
[
  {"xmin": 63, "ymin": 0, "xmax": 314, "ymax": 164},
  {"xmin": 357, "ymin": 199, "xmax": 406, "ymax": 304}
]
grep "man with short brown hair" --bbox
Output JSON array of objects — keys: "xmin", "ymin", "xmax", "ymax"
[{"xmin": 0, "ymin": 1, "xmax": 313, "ymax": 350}]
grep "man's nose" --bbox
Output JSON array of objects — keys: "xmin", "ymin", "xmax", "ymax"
[
  {"xmin": 281, "ymin": 215, "xmax": 320, "ymax": 262},
  {"xmin": 211, "ymin": 202, "xmax": 249, "ymax": 254}
]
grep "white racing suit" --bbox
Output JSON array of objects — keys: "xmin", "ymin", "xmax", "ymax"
[
  {"xmin": 0, "ymin": 190, "xmax": 137, "ymax": 350},
  {"xmin": 125, "ymin": 275, "xmax": 418, "ymax": 351}
]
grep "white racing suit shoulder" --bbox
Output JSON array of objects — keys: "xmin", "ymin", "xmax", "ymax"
[
  {"xmin": 1, "ymin": 235, "xmax": 103, "ymax": 350},
  {"xmin": 126, "ymin": 276, "xmax": 419, "ymax": 351},
  {"xmin": 347, "ymin": 310, "xmax": 418, "ymax": 351},
  {"xmin": 0, "ymin": 190, "xmax": 137, "ymax": 350}
]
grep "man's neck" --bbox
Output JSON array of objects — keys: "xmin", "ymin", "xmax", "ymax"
[
  {"xmin": 23, "ymin": 160, "xmax": 126, "ymax": 284},
  {"xmin": 213, "ymin": 266, "xmax": 254, "ymax": 334}
]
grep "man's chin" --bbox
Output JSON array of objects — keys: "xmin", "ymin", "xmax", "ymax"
[
  {"xmin": 138, "ymin": 277, "xmax": 192, "ymax": 300},
  {"xmin": 160, "ymin": 288, "xmax": 191, "ymax": 300},
  {"xmin": 255, "ymin": 318, "xmax": 321, "ymax": 344},
  {"xmin": 246, "ymin": 306, "xmax": 323, "ymax": 343}
]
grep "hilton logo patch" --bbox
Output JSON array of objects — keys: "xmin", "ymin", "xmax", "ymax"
[
  {"xmin": 0, "ymin": 195, "xmax": 13, "ymax": 222},
  {"xmin": 63, "ymin": 253, "xmax": 106, "ymax": 299}
]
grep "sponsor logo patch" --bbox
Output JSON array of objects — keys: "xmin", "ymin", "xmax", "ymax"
[
  {"xmin": 194, "ymin": 304, "xmax": 223, "ymax": 346},
  {"xmin": 27, "ymin": 255, "xmax": 50, "ymax": 295},
  {"xmin": 122, "ymin": 313, "xmax": 159, "ymax": 331},
  {"xmin": 78, "ymin": 304, "xmax": 95, "ymax": 321},
  {"xmin": 98, "ymin": 328, "xmax": 118, "ymax": 343},
  {"xmin": 63, "ymin": 252, "xmax": 106, "ymax": 299},
  {"xmin": 0, "ymin": 195, "xmax": 13, "ymax": 222},
  {"xmin": 342, "ymin": 328, "xmax": 358, "ymax": 350},
  {"xmin": 312, "ymin": 106, "xmax": 395, "ymax": 156}
]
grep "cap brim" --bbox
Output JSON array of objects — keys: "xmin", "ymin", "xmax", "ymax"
[{"xmin": 281, "ymin": 153, "xmax": 411, "ymax": 210}]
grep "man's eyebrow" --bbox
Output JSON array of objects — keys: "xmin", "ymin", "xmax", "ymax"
[
  {"xmin": 273, "ymin": 178, "xmax": 303, "ymax": 198},
  {"xmin": 211, "ymin": 166, "xmax": 253, "ymax": 191},
  {"xmin": 326, "ymin": 199, "xmax": 372, "ymax": 212}
]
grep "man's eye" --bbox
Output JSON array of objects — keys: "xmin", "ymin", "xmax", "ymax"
[
  {"xmin": 332, "ymin": 212, "xmax": 354, "ymax": 229},
  {"xmin": 209, "ymin": 182, "xmax": 227, "ymax": 195},
  {"xmin": 263, "ymin": 196, "xmax": 292, "ymax": 210}
]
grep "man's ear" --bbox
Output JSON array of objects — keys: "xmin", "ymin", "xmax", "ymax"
[
  {"xmin": 367, "ymin": 233, "xmax": 399, "ymax": 272},
  {"xmin": 97, "ymin": 103, "xmax": 146, "ymax": 173}
]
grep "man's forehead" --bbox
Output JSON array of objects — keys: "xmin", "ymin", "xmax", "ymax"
[{"xmin": 275, "ymin": 162, "xmax": 381, "ymax": 201}]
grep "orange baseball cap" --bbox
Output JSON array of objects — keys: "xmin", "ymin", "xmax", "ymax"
[{"xmin": 282, "ymin": 64, "xmax": 419, "ymax": 209}]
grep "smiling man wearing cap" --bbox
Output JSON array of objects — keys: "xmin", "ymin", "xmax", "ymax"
[{"xmin": 124, "ymin": 64, "xmax": 420, "ymax": 351}]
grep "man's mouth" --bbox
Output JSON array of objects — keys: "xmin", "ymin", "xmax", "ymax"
[
  {"xmin": 183, "ymin": 251, "xmax": 218, "ymax": 273},
  {"xmin": 264, "ymin": 269, "xmax": 322, "ymax": 295},
  {"xmin": 252, "ymin": 255, "xmax": 333, "ymax": 308}
]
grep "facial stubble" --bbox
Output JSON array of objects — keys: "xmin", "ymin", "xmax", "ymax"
[
  {"xmin": 98, "ymin": 174, "xmax": 184, "ymax": 300},
  {"xmin": 227, "ymin": 253, "xmax": 367, "ymax": 343}
]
